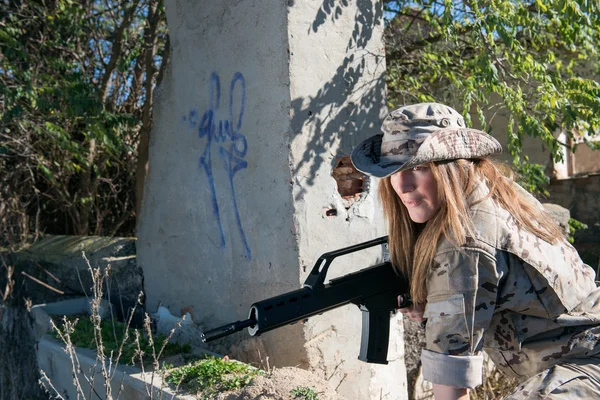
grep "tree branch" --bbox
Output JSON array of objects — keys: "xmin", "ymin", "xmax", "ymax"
[{"xmin": 98, "ymin": 0, "xmax": 141, "ymax": 102}]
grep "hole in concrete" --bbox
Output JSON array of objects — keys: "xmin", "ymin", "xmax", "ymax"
[
  {"xmin": 326, "ymin": 208, "xmax": 338, "ymax": 217},
  {"xmin": 332, "ymin": 156, "xmax": 366, "ymax": 198}
]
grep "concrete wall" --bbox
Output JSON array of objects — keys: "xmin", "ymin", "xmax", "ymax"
[
  {"xmin": 568, "ymin": 142, "xmax": 600, "ymax": 176},
  {"xmin": 38, "ymin": 336, "xmax": 192, "ymax": 400},
  {"xmin": 138, "ymin": 0, "xmax": 304, "ymax": 364},
  {"xmin": 547, "ymin": 174, "xmax": 600, "ymax": 271},
  {"xmin": 286, "ymin": 4, "xmax": 404, "ymax": 399},
  {"xmin": 138, "ymin": 1, "xmax": 406, "ymax": 399},
  {"xmin": 548, "ymin": 173, "xmax": 600, "ymax": 225}
]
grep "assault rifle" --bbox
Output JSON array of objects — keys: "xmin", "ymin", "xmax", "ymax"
[{"xmin": 201, "ymin": 236, "xmax": 411, "ymax": 364}]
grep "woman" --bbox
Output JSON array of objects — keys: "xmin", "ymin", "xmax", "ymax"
[{"xmin": 351, "ymin": 103, "xmax": 600, "ymax": 399}]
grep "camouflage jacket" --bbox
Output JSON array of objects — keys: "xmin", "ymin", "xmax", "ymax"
[{"xmin": 420, "ymin": 180, "xmax": 600, "ymax": 389}]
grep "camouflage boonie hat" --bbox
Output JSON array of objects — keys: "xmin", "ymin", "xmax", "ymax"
[{"xmin": 350, "ymin": 103, "xmax": 502, "ymax": 178}]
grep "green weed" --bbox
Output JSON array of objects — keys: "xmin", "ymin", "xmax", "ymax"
[
  {"xmin": 52, "ymin": 315, "xmax": 191, "ymax": 365},
  {"xmin": 165, "ymin": 355, "xmax": 262, "ymax": 399},
  {"xmin": 290, "ymin": 385, "xmax": 320, "ymax": 400},
  {"xmin": 568, "ymin": 218, "xmax": 588, "ymax": 243}
]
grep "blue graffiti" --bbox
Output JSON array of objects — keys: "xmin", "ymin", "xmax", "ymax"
[{"xmin": 183, "ymin": 72, "xmax": 251, "ymax": 259}]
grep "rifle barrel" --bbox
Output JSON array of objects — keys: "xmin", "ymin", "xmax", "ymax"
[{"xmin": 201, "ymin": 318, "xmax": 256, "ymax": 342}]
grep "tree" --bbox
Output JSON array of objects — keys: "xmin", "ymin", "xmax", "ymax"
[
  {"xmin": 384, "ymin": 0, "xmax": 600, "ymax": 191},
  {"xmin": 0, "ymin": 0, "xmax": 169, "ymax": 247},
  {"xmin": 0, "ymin": 256, "xmax": 47, "ymax": 400}
]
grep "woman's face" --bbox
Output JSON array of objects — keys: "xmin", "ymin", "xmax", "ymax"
[{"xmin": 390, "ymin": 165, "xmax": 441, "ymax": 223}]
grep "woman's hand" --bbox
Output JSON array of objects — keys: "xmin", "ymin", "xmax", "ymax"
[{"xmin": 397, "ymin": 295, "xmax": 427, "ymax": 322}]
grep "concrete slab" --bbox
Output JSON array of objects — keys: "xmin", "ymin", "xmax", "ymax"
[{"xmin": 38, "ymin": 335, "xmax": 195, "ymax": 400}]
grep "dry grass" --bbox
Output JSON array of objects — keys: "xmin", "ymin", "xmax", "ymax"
[
  {"xmin": 470, "ymin": 360, "xmax": 519, "ymax": 400},
  {"xmin": 39, "ymin": 252, "xmax": 186, "ymax": 400}
]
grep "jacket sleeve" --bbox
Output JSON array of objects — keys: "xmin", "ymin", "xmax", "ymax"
[{"xmin": 420, "ymin": 247, "xmax": 500, "ymax": 388}]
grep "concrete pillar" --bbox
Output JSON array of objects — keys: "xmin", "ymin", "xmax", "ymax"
[{"xmin": 137, "ymin": 1, "xmax": 407, "ymax": 398}]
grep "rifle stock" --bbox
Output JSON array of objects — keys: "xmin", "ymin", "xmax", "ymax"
[{"xmin": 201, "ymin": 236, "xmax": 411, "ymax": 364}]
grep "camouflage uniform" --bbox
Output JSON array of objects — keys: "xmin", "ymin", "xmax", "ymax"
[
  {"xmin": 421, "ymin": 180, "xmax": 600, "ymax": 397},
  {"xmin": 350, "ymin": 102, "xmax": 600, "ymax": 397}
]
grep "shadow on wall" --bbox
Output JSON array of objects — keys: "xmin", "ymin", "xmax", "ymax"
[
  {"xmin": 289, "ymin": 0, "xmax": 386, "ymax": 200},
  {"xmin": 178, "ymin": 1, "xmax": 385, "ymax": 260}
]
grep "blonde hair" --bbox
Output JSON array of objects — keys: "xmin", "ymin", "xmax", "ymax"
[{"xmin": 379, "ymin": 158, "xmax": 564, "ymax": 304}]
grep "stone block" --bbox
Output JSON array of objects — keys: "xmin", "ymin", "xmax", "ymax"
[
  {"xmin": 30, "ymin": 297, "xmax": 114, "ymax": 341},
  {"xmin": 4, "ymin": 235, "xmax": 143, "ymax": 324},
  {"xmin": 542, "ymin": 203, "xmax": 570, "ymax": 237}
]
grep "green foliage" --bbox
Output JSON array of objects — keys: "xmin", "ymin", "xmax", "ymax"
[
  {"xmin": 514, "ymin": 157, "xmax": 551, "ymax": 196},
  {"xmin": 384, "ymin": 0, "xmax": 600, "ymax": 171},
  {"xmin": 0, "ymin": 0, "xmax": 169, "ymax": 245},
  {"xmin": 291, "ymin": 386, "xmax": 321, "ymax": 400},
  {"xmin": 53, "ymin": 315, "xmax": 191, "ymax": 365},
  {"xmin": 165, "ymin": 355, "xmax": 262, "ymax": 399},
  {"xmin": 568, "ymin": 217, "xmax": 588, "ymax": 243}
]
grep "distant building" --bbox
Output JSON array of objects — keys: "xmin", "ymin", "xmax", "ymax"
[{"xmin": 552, "ymin": 131, "xmax": 600, "ymax": 179}]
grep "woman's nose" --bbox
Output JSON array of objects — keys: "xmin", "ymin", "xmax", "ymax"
[{"xmin": 401, "ymin": 180, "xmax": 415, "ymax": 193}]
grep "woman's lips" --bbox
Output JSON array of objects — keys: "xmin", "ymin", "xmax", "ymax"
[{"xmin": 403, "ymin": 199, "xmax": 423, "ymax": 207}]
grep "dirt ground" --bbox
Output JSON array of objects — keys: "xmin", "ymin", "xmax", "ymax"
[{"xmin": 215, "ymin": 367, "xmax": 343, "ymax": 400}]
